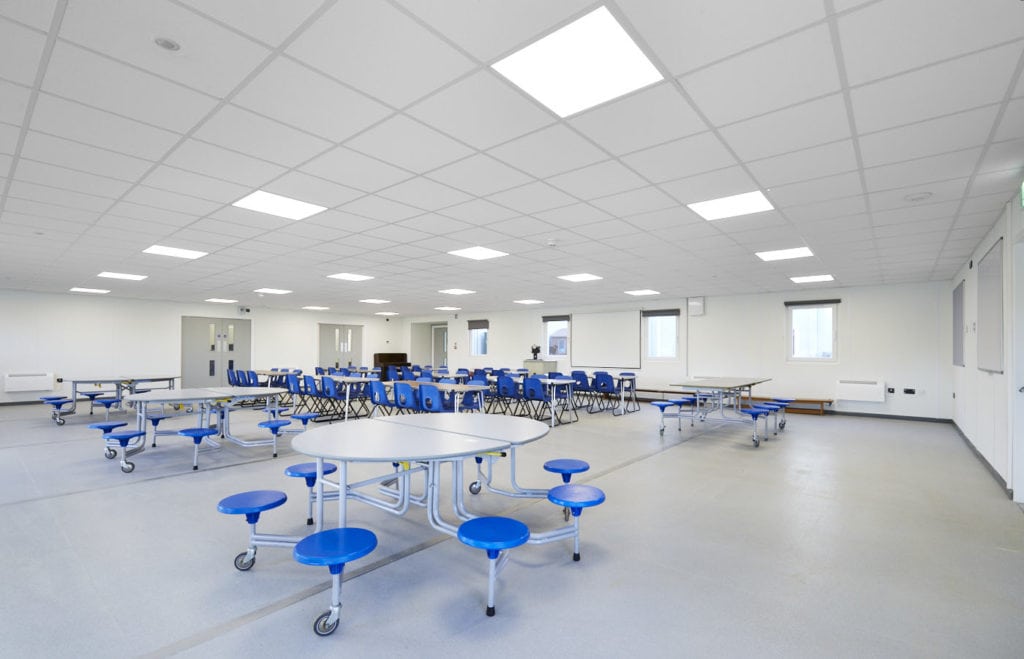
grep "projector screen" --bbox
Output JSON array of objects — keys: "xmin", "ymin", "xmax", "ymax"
[{"xmin": 570, "ymin": 310, "xmax": 641, "ymax": 369}]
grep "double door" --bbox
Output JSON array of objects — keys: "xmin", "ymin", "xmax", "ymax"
[
  {"xmin": 181, "ymin": 317, "xmax": 252, "ymax": 387},
  {"xmin": 319, "ymin": 324, "xmax": 363, "ymax": 370}
]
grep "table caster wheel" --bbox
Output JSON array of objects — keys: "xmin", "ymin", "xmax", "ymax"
[
  {"xmin": 121, "ymin": 461, "xmax": 135, "ymax": 473},
  {"xmin": 56, "ymin": 417, "xmax": 66, "ymax": 426},
  {"xmin": 314, "ymin": 611, "xmax": 338, "ymax": 636},
  {"xmin": 104, "ymin": 448, "xmax": 117, "ymax": 459},
  {"xmin": 779, "ymin": 420, "xmax": 786, "ymax": 429},
  {"xmin": 563, "ymin": 506, "xmax": 571, "ymax": 522},
  {"xmin": 234, "ymin": 551, "xmax": 255, "ymax": 571},
  {"xmin": 468, "ymin": 481, "xmax": 482, "ymax": 495},
  {"xmin": 659, "ymin": 428, "xmax": 664, "ymax": 435},
  {"xmin": 753, "ymin": 438, "xmax": 760, "ymax": 448}
]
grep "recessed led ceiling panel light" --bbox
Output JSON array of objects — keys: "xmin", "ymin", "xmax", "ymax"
[
  {"xmin": 438, "ymin": 289, "xmax": 476, "ymax": 295},
  {"xmin": 513, "ymin": 299, "xmax": 544, "ymax": 304},
  {"xmin": 755, "ymin": 247, "xmax": 813, "ymax": 262},
  {"xmin": 624, "ymin": 289, "xmax": 660, "ymax": 296},
  {"xmin": 448, "ymin": 246, "xmax": 509, "ymax": 260},
  {"xmin": 232, "ymin": 190, "xmax": 327, "ymax": 221},
  {"xmin": 435, "ymin": 306, "xmax": 461, "ymax": 311},
  {"xmin": 492, "ymin": 6, "xmax": 663, "ymax": 117},
  {"xmin": 254, "ymin": 288, "xmax": 292, "ymax": 295},
  {"xmin": 69, "ymin": 287, "xmax": 109, "ymax": 294},
  {"xmin": 205, "ymin": 298, "xmax": 238, "ymax": 304},
  {"xmin": 558, "ymin": 273, "xmax": 602, "ymax": 282},
  {"xmin": 687, "ymin": 190, "xmax": 774, "ymax": 221},
  {"xmin": 790, "ymin": 274, "xmax": 834, "ymax": 284},
  {"xmin": 327, "ymin": 272, "xmax": 374, "ymax": 281},
  {"xmin": 302, "ymin": 306, "xmax": 329, "ymax": 311},
  {"xmin": 98, "ymin": 271, "xmax": 147, "ymax": 281},
  {"xmin": 375, "ymin": 311, "xmax": 399, "ymax": 316},
  {"xmin": 143, "ymin": 244, "xmax": 208, "ymax": 260},
  {"xmin": 359, "ymin": 299, "xmax": 391, "ymax": 304}
]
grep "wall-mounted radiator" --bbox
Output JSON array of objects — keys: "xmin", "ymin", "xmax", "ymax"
[
  {"xmin": 4, "ymin": 373, "xmax": 55, "ymax": 392},
  {"xmin": 835, "ymin": 379, "xmax": 885, "ymax": 403}
]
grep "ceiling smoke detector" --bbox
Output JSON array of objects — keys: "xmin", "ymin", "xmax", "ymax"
[{"xmin": 154, "ymin": 37, "xmax": 181, "ymax": 52}]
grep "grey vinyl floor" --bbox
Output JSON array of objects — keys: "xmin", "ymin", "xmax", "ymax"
[{"xmin": 1, "ymin": 399, "xmax": 1022, "ymax": 658}]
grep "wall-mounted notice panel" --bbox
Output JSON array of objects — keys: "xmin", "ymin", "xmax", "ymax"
[
  {"xmin": 977, "ymin": 238, "xmax": 1003, "ymax": 373},
  {"xmin": 570, "ymin": 310, "xmax": 641, "ymax": 369}
]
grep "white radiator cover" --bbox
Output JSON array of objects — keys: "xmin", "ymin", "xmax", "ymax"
[
  {"xmin": 4, "ymin": 373, "xmax": 55, "ymax": 392},
  {"xmin": 836, "ymin": 379, "xmax": 885, "ymax": 403}
]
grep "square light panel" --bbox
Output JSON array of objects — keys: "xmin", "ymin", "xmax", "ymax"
[
  {"xmin": 625, "ymin": 289, "xmax": 659, "ymax": 296},
  {"xmin": 755, "ymin": 247, "xmax": 813, "ymax": 262},
  {"xmin": 232, "ymin": 190, "xmax": 326, "ymax": 221},
  {"xmin": 375, "ymin": 311, "xmax": 399, "ymax": 316},
  {"xmin": 687, "ymin": 191, "xmax": 774, "ymax": 221},
  {"xmin": 558, "ymin": 273, "xmax": 602, "ymax": 282},
  {"xmin": 492, "ymin": 6, "xmax": 663, "ymax": 117},
  {"xmin": 328, "ymin": 272, "xmax": 374, "ymax": 281},
  {"xmin": 205, "ymin": 298, "xmax": 238, "ymax": 303},
  {"xmin": 254, "ymin": 288, "xmax": 292, "ymax": 294},
  {"xmin": 359, "ymin": 299, "xmax": 391, "ymax": 304},
  {"xmin": 438, "ymin": 289, "xmax": 476, "ymax": 295},
  {"xmin": 435, "ymin": 306, "xmax": 461, "ymax": 311},
  {"xmin": 98, "ymin": 271, "xmax": 147, "ymax": 281},
  {"xmin": 448, "ymin": 246, "xmax": 509, "ymax": 260},
  {"xmin": 302, "ymin": 306, "xmax": 329, "ymax": 310},
  {"xmin": 513, "ymin": 299, "xmax": 544, "ymax": 304},
  {"xmin": 69, "ymin": 287, "xmax": 109, "ymax": 294},
  {"xmin": 790, "ymin": 274, "xmax": 834, "ymax": 284},
  {"xmin": 143, "ymin": 245, "xmax": 208, "ymax": 260}
]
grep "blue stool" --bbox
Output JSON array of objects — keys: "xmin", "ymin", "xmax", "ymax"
[
  {"xmin": 89, "ymin": 421, "xmax": 127, "ymax": 459},
  {"xmin": 79, "ymin": 391, "xmax": 104, "ymax": 414},
  {"xmin": 41, "ymin": 397, "xmax": 73, "ymax": 425},
  {"xmin": 103, "ymin": 430, "xmax": 146, "ymax": 473},
  {"xmin": 263, "ymin": 405, "xmax": 290, "ymax": 418},
  {"xmin": 288, "ymin": 412, "xmax": 320, "ymax": 432},
  {"xmin": 92, "ymin": 397, "xmax": 121, "ymax": 420},
  {"xmin": 294, "ymin": 527, "xmax": 378, "ymax": 635},
  {"xmin": 772, "ymin": 398, "xmax": 794, "ymax": 429},
  {"xmin": 755, "ymin": 402, "xmax": 783, "ymax": 435},
  {"xmin": 257, "ymin": 419, "xmax": 291, "ymax": 458},
  {"xmin": 146, "ymin": 413, "xmax": 172, "ymax": 447},
  {"xmin": 543, "ymin": 458, "xmax": 589, "ymax": 483},
  {"xmin": 284, "ymin": 462, "xmax": 340, "ymax": 525},
  {"xmin": 217, "ymin": 490, "xmax": 303, "ymax": 571},
  {"xmin": 178, "ymin": 427, "xmax": 220, "ymax": 470},
  {"xmin": 738, "ymin": 408, "xmax": 769, "ymax": 447},
  {"xmin": 546, "ymin": 484, "xmax": 606, "ymax": 562},
  {"xmin": 457, "ymin": 516, "xmax": 530, "ymax": 617},
  {"xmin": 650, "ymin": 401, "xmax": 677, "ymax": 434}
]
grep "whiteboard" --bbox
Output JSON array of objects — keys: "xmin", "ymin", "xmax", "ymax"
[
  {"xmin": 977, "ymin": 238, "xmax": 1003, "ymax": 373},
  {"xmin": 570, "ymin": 310, "xmax": 641, "ymax": 369}
]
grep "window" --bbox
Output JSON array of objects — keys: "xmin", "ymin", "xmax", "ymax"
[
  {"xmin": 642, "ymin": 309, "xmax": 679, "ymax": 358},
  {"xmin": 468, "ymin": 319, "xmax": 489, "ymax": 356},
  {"xmin": 542, "ymin": 315, "xmax": 570, "ymax": 356},
  {"xmin": 786, "ymin": 300, "xmax": 838, "ymax": 361}
]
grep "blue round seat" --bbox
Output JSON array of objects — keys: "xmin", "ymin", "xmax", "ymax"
[
  {"xmin": 738, "ymin": 408, "xmax": 769, "ymax": 447},
  {"xmin": 457, "ymin": 516, "xmax": 530, "ymax": 617},
  {"xmin": 285, "ymin": 461, "xmax": 340, "ymax": 525},
  {"xmin": 93, "ymin": 397, "xmax": 120, "ymax": 420},
  {"xmin": 42, "ymin": 398, "xmax": 73, "ymax": 425},
  {"xmin": 103, "ymin": 430, "xmax": 146, "ymax": 473},
  {"xmin": 291, "ymin": 412, "xmax": 319, "ymax": 428},
  {"xmin": 178, "ymin": 427, "xmax": 220, "ymax": 470},
  {"xmin": 650, "ymin": 401, "xmax": 679, "ymax": 433},
  {"xmin": 258, "ymin": 418, "xmax": 291, "ymax": 458},
  {"xmin": 89, "ymin": 421, "xmax": 128, "ymax": 459},
  {"xmin": 294, "ymin": 528, "xmax": 378, "ymax": 636},
  {"xmin": 543, "ymin": 458, "xmax": 590, "ymax": 484},
  {"xmin": 217, "ymin": 489, "xmax": 287, "ymax": 522},
  {"xmin": 546, "ymin": 484, "xmax": 606, "ymax": 562}
]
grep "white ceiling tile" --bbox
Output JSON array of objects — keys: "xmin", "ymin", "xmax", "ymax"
[
  {"xmin": 486, "ymin": 181, "xmax": 576, "ymax": 215},
  {"xmin": 363, "ymin": 222, "xmax": 433, "ymax": 244},
  {"xmin": 681, "ymin": 25, "xmax": 840, "ymax": 127},
  {"xmin": 625, "ymin": 206, "xmax": 708, "ymax": 232},
  {"xmin": 488, "ymin": 124, "xmax": 607, "ymax": 178},
  {"xmin": 0, "ymin": 79, "xmax": 30, "ymax": 126},
  {"xmin": 769, "ymin": 172, "xmax": 863, "ymax": 208},
  {"xmin": 341, "ymin": 195, "xmax": 424, "ymax": 223},
  {"xmin": 60, "ymin": 0, "xmax": 270, "ymax": 97},
  {"xmin": 194, "ymin": 104, "xmax": 331, "ymax": 167},
  {"xmin": 428, "ymin": 154, "xmax": 532, "ymax": 197},
  {"xmin": 0, "ymin": 0, "xmax": 58, "ymax": 30},
  {"xmin": 719, "ymin": 94, "xmax": 851, "ymax": 161},
  {"xmin": 868, "ymin": 178, "xmax": 968, "ymax": 212},
  {"xmin": 7, "ymin": 180, "xmax": 113, "ymax": 212},
  {"xmin": 141, "ymin": 165, "xmax": 250, "ymax": 203},
  {"xmin": 568, "ymin": 82, "xmax": 706, "ymax": 156},
  {"xmin": 858, "ymin": 106, "xmax": 999, "ymax": 167},
  {"xmin": 263, "ymin": 171, "xmax": 364, "ymax": 208},
  {"xmin": 20, "ymin": 131, "xmax": 152, "ymax": 182},
  {"xmin": 377, "ymin": 177, "xmax": 473, "ymax": 211},
  {"xmin": 164, "ymin": 139, "xmax": 286, "ymax": 187},
  {"xmin": 547, "ymin": 160, "xmax": 647, "ymax": 200},
  {"xmin": 106, "ymin": 200, "xmax": 198, "ymax": 227},
  {"xmin": 0, "ymin": 153, "xmax": 11, "ymax": 177},
  {"xmin": 286, "ymin": 0, "xmax": 475, "ymax": 108},
  {"xmin": 783, "ymin": 195, "xmax": 867, "ymax": 222},
  {"xmin": 0, "ymin": 122, "xmax": 19, "ymax": 155},
  {"xmin": 407, "ymin": 70, "xmax": 554, "ymax": 149},
  {"xmin": 207, "ymin": 205, "xmax": 296, "ymax": 230},
  {"xmin": 301, "ymin": 146, "xmax": 413, "ymax": 193},
  {"xmin": 589, "ymin": 186, "xmax": 678, "ymax": 217},
  {"xmin": 436, "ymin": 199, "xmax": 519, "ymax": 224},
  {"xmin": 968, "ymin": 169, "xmax": 1022, "ymax": 198},
  {"xmin": 485, "ymin": 216, "xmax": 556, "ymax": 237},
  {"xmin": 994, "ymin": 98, "xmax": 1024, "ymax": 142},
  {"xmin": 122, "ymin": 185, "xmax": 221, "ymax": 217},
  {"xmin": 14, "ymin": 159, "xmax": 131, "ymax": 199},
  {"xmin": 870, "ymin": 200, "xmax": 959, "ymax": 226},
  {"xmin": 747, "ymin": 140, "xmax": 858, "ymax": 189},
  {"xmin": 42, "ymin": 41, "xmax": 218, "ymax": 133},
  {"xmin": 862, "ymin": 148, "xmax": 983, "ymax": 193},
  {"xmin": 980, "ymin": 139, "xmax": 1024, "ymax": 174},
  {"xmin": 396, "ymin": 213, "xmax": 475, "ymax": 237},
  {"xmin": 533, "ymin": 202, "xmax": 612, "ymax": 228},
  {"xmin": 851, "ymin": 44, "xmax": 1021, "ymax": 134},
  {"xmin": 345, "ymin": 115, "xmax": 474, "ymax": 173},
  {"xmin": 305, "ymin": 210, "xmax": 388, "ymax": 235},
  {"xmin": 659, "ymin": 166, "xmax": 760, "ymax": 206},
  {"xmin": 622, "ymin": 131, "xmax": 736, "ymax": 183},
  {"xmin": 0, "ymin": 17, "xmax": 46, "ymax": 86},
  {"xmin": 232, "ymin": 57, "xmax": 392, "ymax": 143},
  {"xmin": 29, "ymin": 93, "xmax": 180, "ymax": 160},
  {"xmin": 5, "ymin": 198, "xmax": 100, "ymax": 223},
  {"xmin": 838, "ymin": 0, "xmax": 1024, "ymax": 86},
  {"xmin": 619, "ymin": 0, "xmax": 824, "ymax": 74},
  {"xmin": 176, "ymin": 0, "xmax": 323, "ymax": 47}
]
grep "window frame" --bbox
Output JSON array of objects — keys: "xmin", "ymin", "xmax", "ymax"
[
  {"xmin": 785, "ymin": 300, "xmax": 839, "ymax": 363},
  {"xmin": 542, "ymin": 315, "xmax": 570, "ymax": 357},
  {"xmin": 468, "ymin": 319, "xmax": 489, "ymax": 356},
  {"xmin": 644, "ymin": 314, "xmax": 678, "ymax": 360}
]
